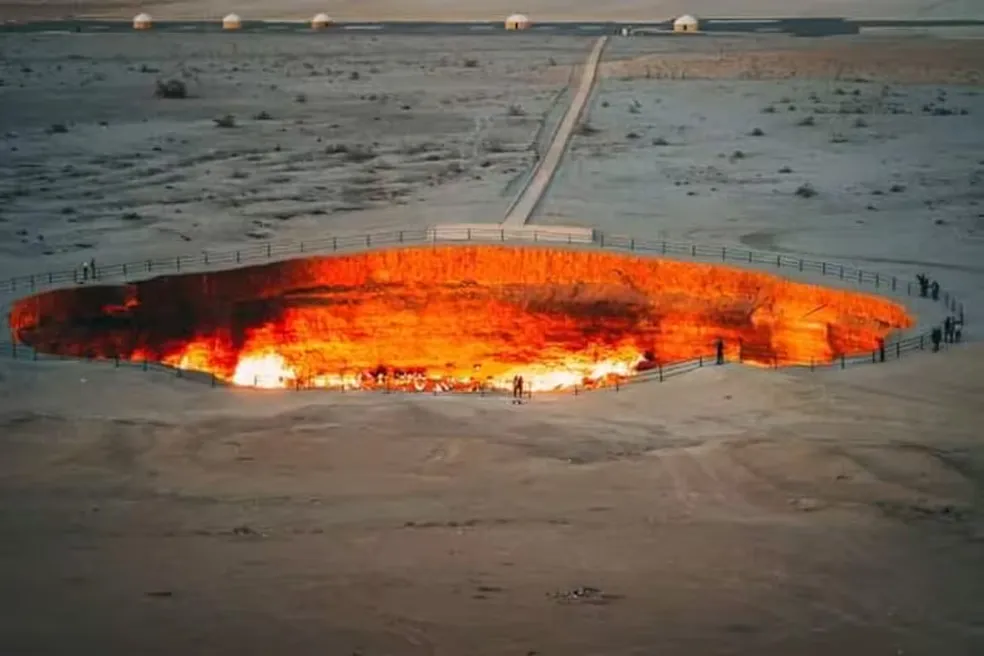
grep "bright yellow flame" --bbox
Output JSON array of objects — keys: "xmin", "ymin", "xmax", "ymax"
[{"xmin": 232, "ymin": 352, "xmax": 296, "ymax": 388}]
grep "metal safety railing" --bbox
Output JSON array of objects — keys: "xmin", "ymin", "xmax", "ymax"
[{"xmin": 0, "ymin": 226, "xmax": 965, "ymax": 395}]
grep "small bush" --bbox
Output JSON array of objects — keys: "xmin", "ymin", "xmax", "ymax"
[
  {"xmin": 730, "ymin": 149, "xmax": 746, "ymax": 160},
  {"xmin": 507, "ymin": 104, "xmax": 525, "ymax": 117},
  {"xmin": 778, "ymin": 166, "xmax": 793, "ymax": 174},
  {"xmin": 626, "ymin": 131, "xmax": 641, "ymax": 140},
  {"xmin": 749, "ymin": 127, "xmax": 765, "ymax": 136},
  {"xmin": 853, "ymin": 117, "xmax": 868, "ymax": 128},
  {"xmin": 795, "ymin": 183, "xmax": 817, "ymax": 198},
  {"xmin": 761, "ymin": 105, "xmax": 776, "ymax": 113},
  {"xmin": 154, "ymin": 78, "xmax": 187, "ymax": 99},
  {"xmin": 46, "ymin": 123, "xmax": 68, "ymax": 134},
  {"xmin": 295, "ymin": 93, "xmax": 307, "ymax": 103},
  {"xmin": 829, "ymin": 133, "xmax": 848, "ymax": 143},
  {"xmin": 253, "ymin": 111, "xmax": 273, "ymax": 120},
  {"xmin": 349, "ymin": 71, "xmax": 360, "ymax": 80},
  {"xmin": 213, "ymin": 114, "xmax": 237, "ymax": 128},
  {"xmin": 462, "ymin": 58, "xmax": 479, "ymax": 68},
  {"xmin": 652, "ymin": 137, "xmax": 670, "ymax": 146},
  {"xmin": 797, "ymin": 115, "xmax": 815, "ymax": 127},
  {"xmin": 577, "ymin": 122, "xmax": 600, "ymax": 136}
]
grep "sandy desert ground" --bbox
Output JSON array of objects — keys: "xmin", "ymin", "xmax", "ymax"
[{"xmin": 1, "ymin": 30, "xmax": 983, "ymax": 656}]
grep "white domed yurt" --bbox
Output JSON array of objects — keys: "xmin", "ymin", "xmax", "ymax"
[
  {"xmin": 222, "ymin": 13, "xmax": 242, "ymax": 30},
  {"xmin": 132, "ymin": 12, "xmax": 152, "ymax": 30},
  {"xmin": 505, "ymin": 13, "xmax": 531, "ymax": 30},
  {"xmin": 673, "ymin": 14, "xmax": 699, "ymax": 33},
  {"xmin": 311, "ymin": 13, "xmax": 334, "ymax": 29}
]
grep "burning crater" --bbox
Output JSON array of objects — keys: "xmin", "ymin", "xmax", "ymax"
[{"xmin": 8, "ymin": 245, "xmax": 913, "ymax": 392}]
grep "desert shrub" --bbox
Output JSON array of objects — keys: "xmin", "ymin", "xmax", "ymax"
[
  {"xmin": 577, "ymin": 122, "xmax": 600, "ymax": 136},
  {"xmin": 749, "ymin": 127, "xmax": 765, "ymax": 136},
  {"xmin": 795, "ymin": 183, "xmax": 817, "ymax": 198},
  {"xmin": 778, "ymin": 166, "xmax": 793, "ymax": 174},
  {"xmin": 253, "ymin": 111, "xmax": 273, "ymax": 120},
  {"xmin": 213, "ymin": 115, "xmax": 237, "ymax": 128},
  {"xmin": 652, "ymin": 137, "xmax": 670, "ymax": 146},
  {"xmin": 507, "ymin": 104, "xmax": 525, "ymax": 117},
  {"xmin": 797, "ymin": 115, "xmax": 815, "ymax": 127},
  {"xmin": 154, "ymin": 78, "xmax": 187, "ymax": 99},
  {"xmin": 462, "ymin": 58, "xmax": 479, "ymax": 68},
  {"xmin": 761, "ymin": 105, "xmax": 776, "ymax": 113},
  {"xmin": 853, "ymin": 117, "xmax": 868, "ymax": 128}
]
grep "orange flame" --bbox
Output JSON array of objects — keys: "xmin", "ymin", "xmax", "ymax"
[{"xmin": 9, "ymin": 245, "xmax": 914, "ymax": 391}]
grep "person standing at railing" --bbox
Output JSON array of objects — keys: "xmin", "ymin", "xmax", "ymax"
[
  {"xmin": 878, "ymin": 337, "xmax": 886, "ymax": 363},
  {"xmin": 944, "ymin": 316, "xmax": 954, "ymax": 343},
  {"xmin": 716, "ymin": 338, "xmax": 725, "ymax": 365},
  {"xmin": 931, "ymin": 326, "xmax": 943, "ymax": 353},
  {"xmin": 931, "ymin": 280, "xmax": 940, "ymax": 301},
  {"xmin": 917, "ymin": 273, "xmax": 929, "ymax": 297}
]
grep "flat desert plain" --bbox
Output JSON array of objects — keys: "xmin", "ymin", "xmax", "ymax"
[{"xmin": 1, "ymin": 29, "xmax": 984, "ymax": 656}]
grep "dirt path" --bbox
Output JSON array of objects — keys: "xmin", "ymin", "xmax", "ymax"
[{"xmin": 501, "ymin": 36, "xmax": 608, "ymax": 227}]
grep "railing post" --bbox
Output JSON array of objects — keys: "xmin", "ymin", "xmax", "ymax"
[
  {"xmin": 721, "ymin": 246, "xmax": 726, "ymax": 261},
  {"xmin": 143, "ymin": 358, "xmax": 148, "ymax": 371},
  {"xmin": 501, "ymin": 229, "xmax": 505, "ymax": 242},
  {"xmin": 204, "ymin": 252, "xmax": 208, "ymax": 265},
  {"xmin": 176, "ymin": 256, "xmax": 180, "ymax": 272},
  {"xmin": 300, "ymin": 242, "xmax": 305, "ymax": 253},
  {"xmin": 114, "ymin": 356, "xmax": 119, "ymax": 368},
  {"xmin": 857, "ymin": 270, "xmax": 862, "ymax": 283},
  {"xmin": 699, "ymin": 355, "xmax": 703, "ymax": 367},
  {"xmin": 691, "ymin": 244, "xmax": 696, "ymax": 257},
  {"xmin": 366, "ymin": 234, "xmax": 371, "ymax": 247},
  {"xmin": 29, "ymin": 275, "xmax": 34, "ymax": 290},
  {"xmin": 147, "ymin": 260, "xmax": 152, "ymax": 272},
  {"xmin": 907, "ymin": 281, "xmax": 913, "ymax": 296},
  {"xmin": 810, "ymin": 359, "xmax": 814, "ymax": 371},
  {"xmin": 236, "ymin": 251, "xmax": 240, "ymax": 263},
  {"xmin": 211, "ymin": 373, "xmax": 216, "ymax": 387},
  {"xmin": 776, "ymin": 255, "xmax": 781, "ymax": 268},
  {"xmin": 599, "ymin": 233, "xmax": 604, "ymax": 247},
  {"xmin": 467, "ymin": 229, "xmax": 471, "ymax": 241},
  {"xmin": 267, "ymin": 243, "xmax": 272, "ymax": 257},
  {"xmin": 892, "ymin": 276, "xmax": 896, "ymax": 291},
  {"xmin": 747, "ymin": 251, "xmax": 752, "ymax": 263},
  {"xmin": 573, "ymin": 384, "xmax": 578, "ymax": 396},
  {"xmin": 798, "ymin": 259, "xmax": 803, "ymax": 271},
  {"xmin": 631, "ymin": 238, "xmax": 635, "ymax": 251},
  {"xmin": 839, "ymin": 265, "xmax": 844, "ymax": 279},
  {"xmin": 333, "ymin": 237, "xmax": 337, "ymax": 251},
  {"xmin": 919, "ymin": 335, "xmax": 924, "ymax": 350},
  {"xmin": 658, "ymin": 365, "xmax": 663, "ymax": 382},
  {"xmin": 661, "ymin": 241, "xmax": 666, "ymax": 255},
  {"xmin": 840, "ymin": 354, "xmax": 845, "ymax": 369},
  {"xmin": 399, "ymin": 231, "xmax": 404, "ymax": 243},
  {"xmin": 822, "ymin": 262, "xmax": 826, "ymax": 275},
  {"xmin": 875, "ymin": 273, "xmax": 879, "ymax": 287},
  {"xmin": 871, "ymin": 350, "xmax": 876, "ymax": 363},
  {"xmin": 533, "ymin": 231, "xmax": 538, "ymax": 242},
  {"xmin": 49, "ymin": 272, "xmax": 53, "ymax": 284},
  {"xmin": 896, "ymin": 342, "xmax": 901, "ymax": 358}
]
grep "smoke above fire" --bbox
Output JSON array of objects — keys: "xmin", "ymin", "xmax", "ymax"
[{"xmin": 8, "ymin": 245, "xmax": 913, "ymax": 392}]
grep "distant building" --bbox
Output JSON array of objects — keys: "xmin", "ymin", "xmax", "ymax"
[
  {"xmin": 222, "ymin": 13, "xmax": 242, "ymax": 30},
  {"xmin": 132, "ymin": 12, "xmax": 152, "ymax": 30},
  {"xmin": 505, "ymin": 13, "xmax": 531, "ymax": 30},
  {"xmin": 673, "ymin": 14, "xmax": 699, "ymax": 33},
  {"xmin": 311, "ymin": 13, "xmax": 334, "ymax": 29}
]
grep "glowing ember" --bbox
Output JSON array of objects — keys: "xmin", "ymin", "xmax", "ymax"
[{"xmin": 8, "ymin": 245, "xmax": 914, "ymax": 391}]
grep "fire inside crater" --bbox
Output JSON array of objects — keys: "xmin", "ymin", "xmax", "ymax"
[{"xmin": 8, "ymin": 245, "xmax": 914, "ymax": 392}]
